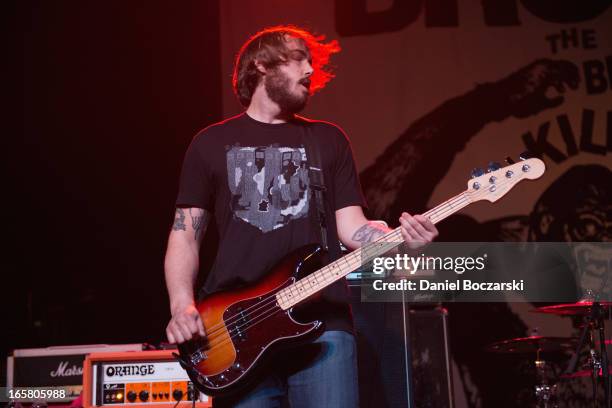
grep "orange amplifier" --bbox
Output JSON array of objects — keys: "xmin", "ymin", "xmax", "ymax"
[{"xmin": 82, "ymin": 350, "xmax": 212, "ymax": 408}]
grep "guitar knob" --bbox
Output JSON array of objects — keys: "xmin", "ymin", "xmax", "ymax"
[
  {"xmin": 127, "ymin": 391, "xmax": 137, "ymax": 402},
  {"xmin": 519, "ymin": 151, "xmax": 534, "ymax": 161},
  {"xmin": 487, "ymin": 162, "xmax": 501, "ymax": 172},
  {"xmin": 470, "ymin": 168, "xmax": 484, "ymax": 178},
  {"xmin": 139, "ymin": 390, "xmax": 149, "ymax": 402},
  {"xmin": 505, "ymin": 156, "xmax": 515, "ymax": 165}
]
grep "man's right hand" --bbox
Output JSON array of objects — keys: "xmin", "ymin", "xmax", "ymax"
[
  {"xmin": 164, "ymin": 207, "xmax": 210, "ymax": 344},
  {"xmin": 166, "ymin": 303, "xmax": 206, "ymax": 344}
]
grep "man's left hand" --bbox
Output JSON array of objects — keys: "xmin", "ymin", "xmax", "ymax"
[{"xmin": 399, "ymin": 212, "xmax": 438, "ymax": 248}]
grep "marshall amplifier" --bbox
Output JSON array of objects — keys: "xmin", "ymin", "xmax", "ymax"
[
  {"xmin": 82, "ymin": 350, "xmax": 212, "ymax": 408},
  {"xmin": 7, "ymin": 344, "xmax": 144, "ymax": 403}
]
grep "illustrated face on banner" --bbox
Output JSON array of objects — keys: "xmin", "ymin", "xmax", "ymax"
[{"xmin": 529, "ymin": 165, "xmax": 611, "ymax": 242}]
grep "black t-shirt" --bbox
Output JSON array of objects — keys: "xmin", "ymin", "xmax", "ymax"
[{"xmin": 175, "ymin": 112, "xmax": 366, "ymax": 332}]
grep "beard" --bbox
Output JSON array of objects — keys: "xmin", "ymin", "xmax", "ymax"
[{"xmin": 264, "ymin": 69, "xmax": 309, "ymax": 114}]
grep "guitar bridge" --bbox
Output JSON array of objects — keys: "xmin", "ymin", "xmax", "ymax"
[{"xmin": 190, "ymin": 348, "xmax": 208, "ymax": 365}]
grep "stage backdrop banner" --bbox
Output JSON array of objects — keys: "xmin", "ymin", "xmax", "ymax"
[{"xmin": 219, "ymin": 1, "xmax": 611, "ymax": 406}]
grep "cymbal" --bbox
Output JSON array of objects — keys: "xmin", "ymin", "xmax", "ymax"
[
  {"xmin": 532, "ymin": 301, "xmax": 612, "ymax": 316},
  {"xmin": 486, "ymin": 336, "xmax": 577, "ymax": 353}
]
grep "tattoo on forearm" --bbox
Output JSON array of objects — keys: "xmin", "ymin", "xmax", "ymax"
[
  {"xmin": 172, "ymin": 208, "xmax": 187, "ymax": 231},
  {"xmin": 189, "ymin": 208, "xmax": 209, "ymax": 241},
  {"xmin": 352, "ymin": 222, "xmax": 387, "ymax": 245}
]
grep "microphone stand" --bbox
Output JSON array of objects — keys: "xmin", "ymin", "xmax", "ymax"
[
  {"xmin": 564, "ymin": 246, "xmax": 611, "ymax": 407},
  {"xmin": 563, "ymin": 301, "xmax": 610, "ymax": 407},
  {"xmin": 593, "ymin": 302, "xmax": 610, "ymax": 408},
  {"xmin": 564, "ymin": 303, "xmax": 597, "ymax": 407}
]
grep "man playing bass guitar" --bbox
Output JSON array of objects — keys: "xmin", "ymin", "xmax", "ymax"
[{"xmin": 164, "ymin": 25, "xmax": 438, "ymax": 408}]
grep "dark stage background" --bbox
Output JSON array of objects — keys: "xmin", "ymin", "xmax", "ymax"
[
  {"xmin": 6, "ymin": 1, "xmax": 612, "ymax": 407},
  {"xmin": 6, "ymin": 0, "xmax": 222, "ymax": 368}
]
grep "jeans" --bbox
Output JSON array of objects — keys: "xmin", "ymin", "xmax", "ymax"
[{"xmin": 212, "ymin": 331, "xmax": 359, "ymax": 408}]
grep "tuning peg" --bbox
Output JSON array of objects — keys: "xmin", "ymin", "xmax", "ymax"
[
  {"xmin": 519, "ymin": 151, "xmax": 534, "ymax": 161},
  {"xmin": 505, "ymin": 156, "xmax": 515, "ymax": 165},
  {"xmin": 487, "ymin": 162, "xmax": 501, "ymax": 172},
  {"xmin": 470, "ymin": 167, "xmax": 484, "ymax": 179}
]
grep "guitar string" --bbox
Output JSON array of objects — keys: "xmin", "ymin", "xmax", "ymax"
[
  {"xmin": 204, "ymin": 304, "xmax": 285, "ymax": 356},
  {"xmin": 198, "ymin": 188, "xmax": 476, "ymax": 347},
  {"xmin": 194, "ymin": 190, "xmax": 470, "ymax": 343},
  {"xmin": 203, "ymin": 248, "xmax": 370, "ymax": 352},
  {"xmin": 199, "ymin": 192, "xmax": 473, "ymax": 351},
  {"xmin": 204, "ymin": 228, "xmax": 402, "ymax": 352},
  {"xmin": 196, "ymin": 189, "xmax": 472, "ymax": 339},
  {"xmin": 200, "ymin": 190, "xmax": 471, "ymax": 350},
  {"xmin": 199, "ymin": 192, "xmax": 512, "ymax": 356},
  {"xmin": 197, "ymin": 171, "xmax": 529, "ymax": 351},
  {"xmin": 201, "ymin": 252, "xmax": 385, "ymax": 355},
  {"xmin": 201, "ymin": 230, "xmax": 405, "ymax": 353},
  {"xmin": 201, "ymin": 251, "xmax": 381, "ymax": 356}
]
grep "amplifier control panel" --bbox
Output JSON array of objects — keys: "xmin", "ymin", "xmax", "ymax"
[
  {"xmin": 101, "ymin": 380, "xmax": 196, "ymax": 404},
  {"xmin": 84, "ymin": 351, "xmax": 211, "ymax": 407}
]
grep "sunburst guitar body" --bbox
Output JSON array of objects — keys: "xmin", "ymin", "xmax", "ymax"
[{"xmin": 177, "ymin": 245, "xmax": 325, "ymax": 396}]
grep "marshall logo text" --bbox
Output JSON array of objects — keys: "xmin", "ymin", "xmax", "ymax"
[
  {"xmin": 50, "ymin": 361, "xmax": 83, "ymax": 378},
  {"xmin": 106, "ymin": 365, "xmax": 155, "ymax": 377}
]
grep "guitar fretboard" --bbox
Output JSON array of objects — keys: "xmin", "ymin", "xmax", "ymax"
[{"xmin": 275, "ymin": 191, "xmax": 471, "ymax": 310}]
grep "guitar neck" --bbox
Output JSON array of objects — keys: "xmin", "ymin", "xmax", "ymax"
[{"xmin": 275, "ymin": 191, "xmax": 472, "ymax": 310}]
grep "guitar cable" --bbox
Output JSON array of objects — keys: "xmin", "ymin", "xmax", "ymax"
[{"xmin": 170, "ymin": 393, "xmax": 196, "ymax": 408}]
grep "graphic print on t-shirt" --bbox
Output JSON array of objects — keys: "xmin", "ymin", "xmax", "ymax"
[{"xmin": 226, "ymin": 145, "xmax": 309, "ymax": 233}]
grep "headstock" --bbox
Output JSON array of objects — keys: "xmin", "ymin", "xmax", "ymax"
[{"xmin": 466, "ymin": 155, "xmax": 545, "ymax": 203}]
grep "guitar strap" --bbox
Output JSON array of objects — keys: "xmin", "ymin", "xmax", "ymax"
[{"xmin": 303, "ymin": 135, "xmax": 329, "ymax": 251}]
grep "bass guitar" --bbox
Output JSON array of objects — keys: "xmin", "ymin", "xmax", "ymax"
[{"xmin": 176, "ymin": 156, "xmax": 546, "ymax": 396}]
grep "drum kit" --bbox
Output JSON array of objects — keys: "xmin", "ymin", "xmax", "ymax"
[{"xmin": 485, "ymin": 301, "xmax": 611, "ymax": 408}]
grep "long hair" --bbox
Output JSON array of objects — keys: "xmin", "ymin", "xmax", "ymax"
[{"xmin": 232, "ymin": 25, "xmax": 341, "ymax": 107}]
